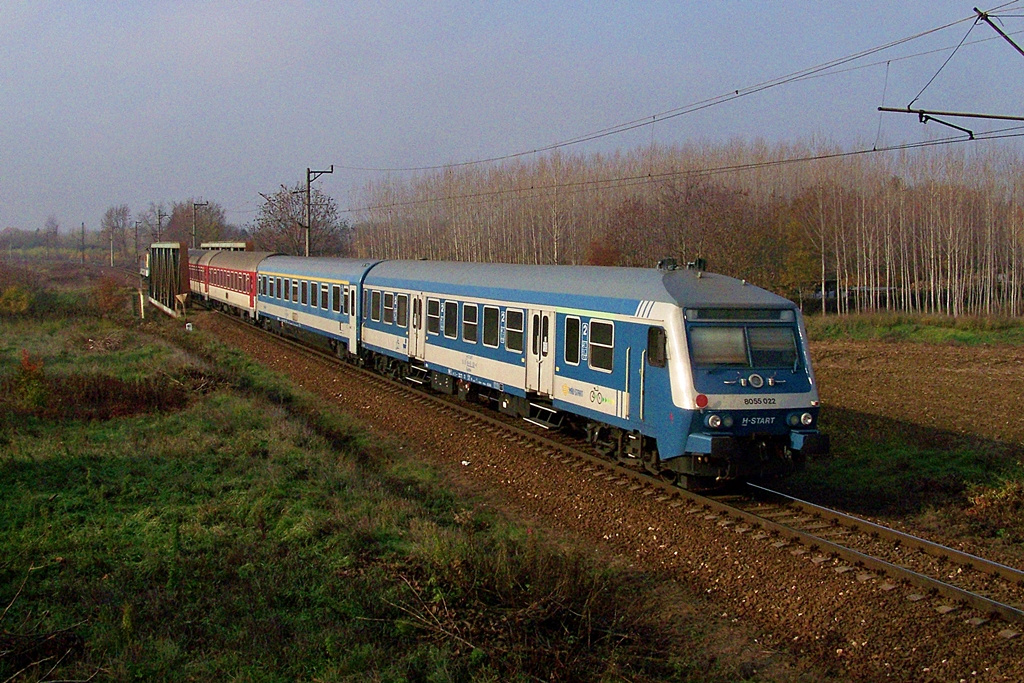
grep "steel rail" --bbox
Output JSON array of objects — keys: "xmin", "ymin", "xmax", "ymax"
[{"xmin": 748, "ymin": 483, "xmax": 1024, "ymax": 585}]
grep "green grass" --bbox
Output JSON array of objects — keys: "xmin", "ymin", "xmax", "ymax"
[
  {"xmin": 782, "ymin": 406, "xmax": 1024, "ymax": 524},
  {"xmin": 805, "ymin": 313, "xmax": 1024, "ymax": 345},
  {"xmin": 1, "ymin": 314, "xmax": 745, "ymax": 682}
]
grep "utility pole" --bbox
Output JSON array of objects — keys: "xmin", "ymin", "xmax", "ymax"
[
  {"xmin": 156, "ymin": 208, "xmax": 167, "ymax": 242},
  {"xmin": 81, "ymin": 222, "xmax": 85, "ymax": 264},
  {"xmin": 135, "ymin": 221, "xmax": 140, "ymax": 260},
  {"xmin": 191, "ymin": 201, "xmax": 208, "ymax": 249},
  {"xmin": 306, "ymin": 165, "xmax": 333, "ymax": 257},
  {"xmin": 109, "ymin": 223, "xmax": 114, "ymax": 267}
]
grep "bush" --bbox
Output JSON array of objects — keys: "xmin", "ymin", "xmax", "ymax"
[{"xmin": 0, "ymin": 285, "xmax": 32, "ymax": 316}]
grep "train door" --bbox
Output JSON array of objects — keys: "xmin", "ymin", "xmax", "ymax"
[
  {"xmin": 409, "ymin": 293, "xmax": 427, "ymax": 359},
  {"xmin": 340, "ymin": 285, "xmax": 355, "ymax": 345},
  {"xmin": 526, "ymin": 308, "xmax": 556, "ymax": 396},
  {"xmin": 639, "ymin": 326, "xmax": 670, "ymax": 427}
]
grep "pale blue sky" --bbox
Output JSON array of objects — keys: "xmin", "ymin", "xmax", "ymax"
[{"xmin": 2, "ymin": 1, "xmax": 1022, "ymax": 232}]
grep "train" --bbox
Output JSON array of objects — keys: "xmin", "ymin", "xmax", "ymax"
[{"xmin": 188, "ymin": 249, "xmax": 829, "ymax": 489}]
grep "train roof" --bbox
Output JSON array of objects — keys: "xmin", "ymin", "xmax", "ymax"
[
  {"xmin": 259, "ymin": 255, "xmax": 382, "ymax": 283},
  {"xmin": 363, "ymin": 260, "xmax": 794, "ymax": 314},
  {"xmin": 204, "ymin": 250, "xmax": 278, "ymax": 271}
]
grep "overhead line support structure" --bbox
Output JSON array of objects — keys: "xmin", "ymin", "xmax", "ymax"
[
  {"xmin": 306, "ymin": 165, "xmax": 333, "ymax": 258},
  {"xmin": 191, "ymin": 201, "xmax": 208, "ymax": 249},
  {"xmin": 877, "ymin": 106, "xmax": 1024, "ymax": 140},
  {"xmin": 975, "ymin": 6, "xmax": 1024, "ymax": 59}
]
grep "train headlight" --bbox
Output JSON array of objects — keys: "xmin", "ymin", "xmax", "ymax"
[
  {"xmin": 801, "ymin": 412, "xmax": 814, "ymax": 426},
  {"xmin": 705, "ymin": 414, "xmax": 734, "ymax": 429}
]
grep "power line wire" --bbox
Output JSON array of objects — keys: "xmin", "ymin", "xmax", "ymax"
[{"xmin": 335, "ymin": 10, "xmax": 990, "ymax": 174}]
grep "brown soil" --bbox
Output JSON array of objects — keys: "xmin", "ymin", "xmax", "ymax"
[
  {"xmin": 196, "ymin": 313, "xmax": 1024, "ymax": 682},
  {"xmin": 811, "ymin": 340, "xmax": 1024, "ymax": 447}
]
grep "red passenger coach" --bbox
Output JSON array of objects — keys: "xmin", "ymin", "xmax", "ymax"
[{"xmin": 188, "ymin": 250, "xmax": 276, "ymax": 320}]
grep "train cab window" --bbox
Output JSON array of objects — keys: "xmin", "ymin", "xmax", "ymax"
[
  {"xmin": 689, "ymin": 328, "xmax": 747, "ymax": 366},
  {"xmin": 462, "ymin": 303, "xmax": 478, "ymax": 343},
  {"xmin": 291, "ymin": 280, "xmax": 299, "ymax": 303},
  {"xmin": 647, "ymin": 327, "xmax": 667, "ymax": 368},
  {"xmin": 396, "ymin": 294, "xmax": 408, "ymax": 328},
  {"xmin": 321, "ymin": 284, "xmax": 329, "ymax": 310},
  {"xmin": 384, "ymin": 292, "xmax": 395, "ymax": 324},
  {"xmin": 589, "ymin": 320, "xmax": 614, "ymax": 372},
  {"xmin": 483, "ymin": 306, "xmax": 499, "ymax": 347},
  {"xmin": 332, "ymin": 285, "xmax": 341, "ymax": 313},
  {"xmin": 564, "ymin": 317, "xmax": 581, "ymax": 365},
  {"xmin": 506, "ymin": 309, "xmax": 524, "ymax": 353},
  {"xmin": 748, "ymin": 327, "xmax": 798, "ymax": 367},
  {"xmin": 371, "ymin": 290, "xmax": 382, "ymax": 322},
  {"xmin": 426, "ymin": 298, "xmax": 441, "ymax": 335},
  {"xmin": 444, "ymin": 301, "xmax": 458, "ymax": 339}
]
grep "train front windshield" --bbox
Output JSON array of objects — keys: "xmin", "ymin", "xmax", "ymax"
[{"xmin": 686, "ymin": 309, "xmax": 801, "ymax": 370}]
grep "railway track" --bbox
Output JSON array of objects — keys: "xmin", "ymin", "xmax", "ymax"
[{"xmin": 218, "ymin": 311, "xmax": 1024, "ymax": 634}]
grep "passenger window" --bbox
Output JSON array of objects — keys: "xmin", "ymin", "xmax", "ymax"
[
  {"xmin": 427, "ymin": 298, "xmax": 441, "ymax": 335},
  {"xmin": 564, "ymin": 317, "xmax": 580, "ymax": 365},
  {"xmin": 444, "ymin": 301, "xmax": 458, "ymax": 338},
  {"xmin": 363, "ymin": 290, "xmax": 369, "ymax": 319},
  {"xmin": 284, "ymin": 279, "xmax": 291, "ymax": 301},
  {"xmin": 384, "ymin": 292, "xmax": 394, "ymax": 324},
  {"xmin": 397, "ymin": 294, "xmax": 408, "ymax": 328},
  {"xmin": 647, "ymin": 327, "xmax": 667, "ymax": 368},
  {"xmin": 321, "ymin": 284, "xmax": 329, "ymax": 310},
  {"xmin": 371, "ymin": 290, "xmax": 382, "ymax": 322},
  {"xmin": 301, "ymin": 281, "xmax": 308, "ymax": 306},
  {"xmin": 506, "ymin": 309, "xmax": 524, "ymax": 353},
  {"xmin": 483, "ymin": 306, "xmax": 499, "ymax": 348},
  {"xmin": 332, "ymin": 285, "xmax": 341, "ymax": 313},
  {"xmin": 463, "ymin": 303, "xmax": 478, "ymax": 343},
  {"xmin": 589, "ymin": 320, "xmax": 614, "ymax": 372},
  {"xmin": 291, "ymin": 280, "xmax": 298, "ymax": 303},
  {"xmin": 542, "ymin": 315, "xmax": 550, "ymax": 356}
]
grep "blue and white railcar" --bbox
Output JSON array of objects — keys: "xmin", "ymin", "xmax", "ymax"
[
  {"xmin": 255, "ymin": 256, "xmax": 381, "ymax": 357},
  {"xmin": 360, "ymin": 259, "xmax": 826, "ymax": 487}
]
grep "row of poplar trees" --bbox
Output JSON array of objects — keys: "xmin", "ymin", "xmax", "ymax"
[{"xmin": 352, "ymin": 141, "xmax": 1024, "ymax": 317}]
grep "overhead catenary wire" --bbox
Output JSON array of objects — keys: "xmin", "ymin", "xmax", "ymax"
[{"xmin": 334, "ymin": 4, "xmax": 1016, "ymax": 175}]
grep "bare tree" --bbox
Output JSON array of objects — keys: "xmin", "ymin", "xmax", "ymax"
[
  {"xmin": 250, "ymin": 182, "xmax": 351, "ymax": 256},
  {"xmin": 101, "ymin": 204, "xmax": 131, "ymax": 264}
]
